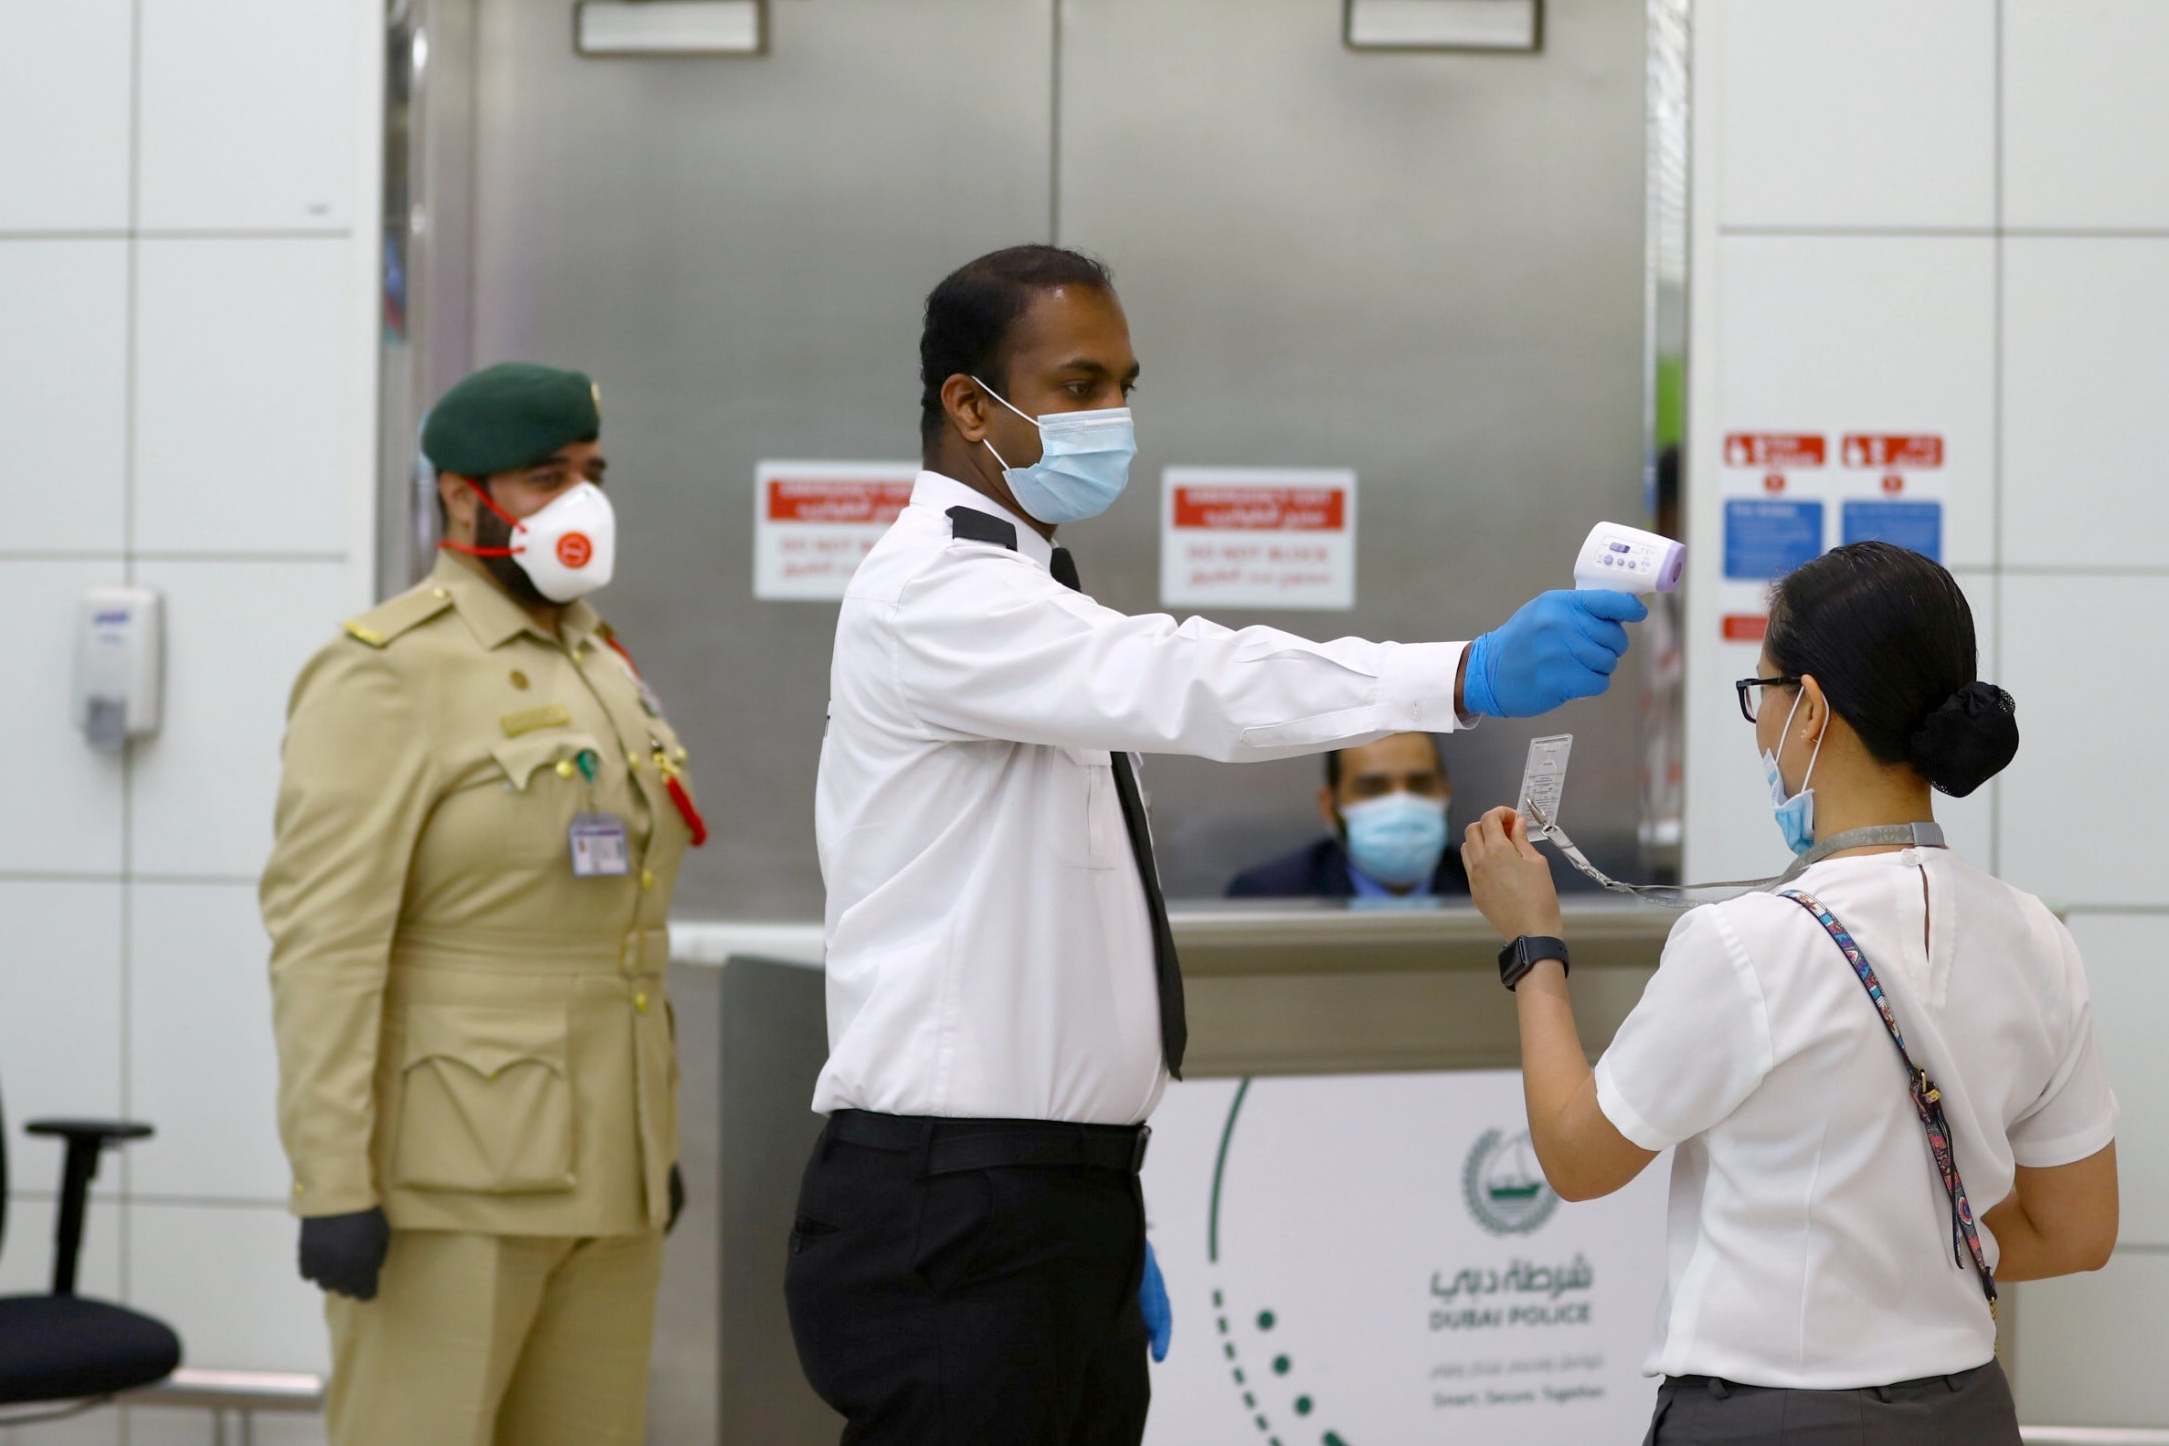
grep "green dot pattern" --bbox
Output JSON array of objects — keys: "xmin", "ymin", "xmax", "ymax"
[{"xmin": 1212, "ymin": 1287, "xmax": 1347, "ymax": 1445}]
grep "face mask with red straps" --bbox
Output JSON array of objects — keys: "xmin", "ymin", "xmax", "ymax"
[{"xmin": 444, "ymin": 478, "xmax": 617, "ymax": 603}]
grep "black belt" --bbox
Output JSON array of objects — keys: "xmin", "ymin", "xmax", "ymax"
[
  {"xmin": 827, "ymin": 1109, "xmax": 1151, "ymax": 1176},
  {"xmin": 1669, "ymin": 1364, "xmax": 1991, "ymax": 1399}
]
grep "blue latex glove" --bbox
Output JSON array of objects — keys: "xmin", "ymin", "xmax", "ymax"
[
  {"xmin": 1462, "ymin": 590, "xmax": 1648, "ymax": 718},
  {"xmin": 1139, "ymin": 1240, "xmax": 1172, "ymax": 1363}
]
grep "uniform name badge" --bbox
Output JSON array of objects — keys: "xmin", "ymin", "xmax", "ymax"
[{"xmin": 569, "ymin": 812, "xmax": 632, "ymax": 877}]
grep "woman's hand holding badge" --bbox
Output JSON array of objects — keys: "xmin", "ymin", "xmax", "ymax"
[{"xmin": 1464, "ymin": 806, "xmax": 1564, "ymax": 943}]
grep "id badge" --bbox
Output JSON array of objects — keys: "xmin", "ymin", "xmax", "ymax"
[{"xmin": 569, "ymin": 812, "xmax": 631, "ymax": 877}]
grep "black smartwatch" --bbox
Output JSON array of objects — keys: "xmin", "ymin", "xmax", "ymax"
[{"xmin": 1498, "ymin": 936, "xmax": 1570, "ymax": 992}]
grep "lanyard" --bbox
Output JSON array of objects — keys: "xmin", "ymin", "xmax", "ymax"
[
  {"xmin": 1524, "ymin": 805, "xmax": 1946, "ymax": 909},
  {"xmin": 1781, "ymin": 889, "xmax": 1999, "ymax": 1319}
]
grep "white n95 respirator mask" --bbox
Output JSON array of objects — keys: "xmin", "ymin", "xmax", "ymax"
[{"xmin": 450, "ymin": 479, "xmax": 617, "ymax": 603}]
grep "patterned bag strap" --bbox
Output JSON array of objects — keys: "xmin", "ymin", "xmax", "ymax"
[{"xmin": 1780, "ymin": 889, "xmax": 1999, "ymax": 1320}]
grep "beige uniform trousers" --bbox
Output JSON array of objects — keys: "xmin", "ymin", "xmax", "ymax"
[{"xmin": 323, "ymin": 1228, "xmax": 664, "ymax": 1446}]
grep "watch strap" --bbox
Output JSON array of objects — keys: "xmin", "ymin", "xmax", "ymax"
[{"xmin": 1499, "ymin": 935, "xmax": 1570, "ymax": 991}]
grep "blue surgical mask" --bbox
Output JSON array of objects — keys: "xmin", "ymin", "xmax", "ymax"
[
  {"xmin": 973, "ymin": 376, "xmax": 1137, "ymax": 525},
  {"xmin": 1762, "ymin": 689, "xmax": 1827, "ymax": 856},
  {"xmin": 1341, "ymin": 793, "xmax": 1449, "ymax": 890}
]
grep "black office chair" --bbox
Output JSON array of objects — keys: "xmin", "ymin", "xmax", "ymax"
[{"xmin": 0, "ymin": 1080, "xmax": 182, "ymax": 1425}]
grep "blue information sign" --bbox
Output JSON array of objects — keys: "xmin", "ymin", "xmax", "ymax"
[
  {"xmin": 1840, "ymin": 500, "xmax": 1942, "ymax": 561},
  {"xmin": 1723, "ymin": 499, "xmax": 1825, "ymax": 580}
]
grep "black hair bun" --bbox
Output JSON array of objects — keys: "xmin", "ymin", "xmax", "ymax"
[{"xmin": 1908, "ymin": 682, "xmax": 2019, "ymax": 798}]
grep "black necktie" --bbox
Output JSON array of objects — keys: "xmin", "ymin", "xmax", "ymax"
[{"xmin": 1050, "ymin": 546, "xmax": 1188, "ymax": 1078}]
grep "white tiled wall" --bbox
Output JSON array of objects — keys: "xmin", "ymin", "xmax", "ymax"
[
  {"xmin": 0, "ymin": 0, "xmax": 132, "ymax": 232},
  {"xmin": 2064, "ymin": 914, "xmax": 2168, "ymax": 1247},
  {"xmin": 0, "ymin": 1200, "xmax": 124, "ymax": 1299},
  {"xmin": 1691, "ymin": 2, "xmax": 2166, "ymax": 1425},
  {"xmin": 126, "ymin": 885, "xmax": 289, "ymax": 1201},
  {"xmin": 1997, "ymin": 574, "xmax": 2166, "ymax": 907},
  {"xmin": 0, "ymin": 1, "xmax": 379, "ymax": 1429},
  {"xmin": 2003, "ymin": 0, "xmax": 2169, "ymax": 231},
  {"xmin": 2001, "ymin": 237, "xmax": 2169, "ymax": 570},
  {"xmin": 0, "ymin": 882, "xmax": 126, "ymax": 1189},
  {"xmin": 133, "ymin": 240, "xmax": 362, "ymax": 555},
  {"xmin": 129, "ymin": 1204, "xmax": 328, "ymax": 1374},
  {"xmin": 136, "ymin": 0, "xmax": 361, "ymax": 233},
  {"xmin": 2013, "ymin": 1251, "xmax": 2169, "ymax": 1428},
  {"xmin": 1716, "ymin": 0, "xmax": 1995, "ymax": 232},
  {"xmin": 129, "ymin": 561, "xmax": 354, "ymax": 880},
  {"xmin": 1, "ymin": 240, "xmax": 130, "ymax": 552},
  {"xmin": 0, "ymin": 564, "xmax": 127, "ymax": 875},
  {"xmin": 1713, "ymin": 233, "xmax": 1996, "ymax": 570}
]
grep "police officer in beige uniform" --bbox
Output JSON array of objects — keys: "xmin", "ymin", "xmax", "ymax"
[{"xmin": 261, "ymin": 363, "xmax": 705, "ymax": 1445}]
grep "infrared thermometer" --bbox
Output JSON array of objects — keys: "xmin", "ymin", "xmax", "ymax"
[{"xmin": 1572, "ymin": 521, "xmax": 1684, "ymax": 594}]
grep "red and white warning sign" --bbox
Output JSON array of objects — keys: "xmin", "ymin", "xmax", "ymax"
[
  {"xmin": 1723, "ymin": 433, "xmax": 1826, "ymax": 470},
  {"xmin": 1160, "ymin": 466, "xmax": 1356, "ymax": 611},
  {"xmin": 753, "ymin": 460, "xmax": 917, "ymax": 600},
  {"xmin": 1840, "ymin": 433, "xmax": 1943, "ymax": 470}
]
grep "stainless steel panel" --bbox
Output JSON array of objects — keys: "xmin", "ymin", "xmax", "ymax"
[
  {"xmin": 467, "ymin": 0, "xmax": 1057, "ymax": 918},
  {"xmin": 1055, "ymin": 0, "xmax": 1653, "ymax": 899},
  {"xmin": 459, "ymin": 0, "xmax": 1649, "ymax": 918},
  {"xmin": 650, "ymin": 961, "xmax": 725, "ymax": 1446},
  {"xmin": 714, "ymin": 957, "xmax": 835, "ymax": 1445}
]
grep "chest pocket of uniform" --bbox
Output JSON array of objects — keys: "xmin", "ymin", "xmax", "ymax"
[
  {"xmin": 392, "ymin": 1005, "xmax": 575, "ymax": 1195},
  {"xmin": 489, "ymin": 731, "xmax": 608, "ymax": 791},
  {"xmin": 1056, "ymin": 747, "xmax": 1126, "ymax": 871}
]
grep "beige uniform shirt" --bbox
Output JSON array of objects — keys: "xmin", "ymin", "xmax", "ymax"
[{"xmin": 262, "ymin": 554, "xmax": 697, "ymax": 1236}]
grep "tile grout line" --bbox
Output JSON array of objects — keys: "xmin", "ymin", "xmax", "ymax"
[
  {"xmin": 0, "ymin": 227, "xmax": 352, "ymax": 241},
  {"xmin": 1719, "ymin": 224, "xmax": 2169, "ymax": 239},
  {"xmin": 1990, "ymin": 0, "xmax": 2004, "ymax": 881},
  {"xmin": 0, "ymin": 871, "xmax": 258, "ymax": 885},
  {"xmin": 0, "ymin": 551, "xmax": 353, "ymax": 564},
  {"xmin": 122, "ymin": 0, "xmax": 142, "ymax": 1352}
]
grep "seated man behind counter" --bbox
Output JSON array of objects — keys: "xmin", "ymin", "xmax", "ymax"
[{"xmin": 1227, "ymin": 731, "xmax": 1468, "ymax": 900}]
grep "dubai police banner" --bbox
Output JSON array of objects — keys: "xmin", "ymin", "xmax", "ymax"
[{"xmin": 1140, "ymin": 1072, "xmax": 1669, "ymax": 1445}]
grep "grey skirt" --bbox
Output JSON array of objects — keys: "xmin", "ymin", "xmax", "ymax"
[{"xmin": 1643, "ymin": 1360, "xmax": 2021, "ymax": 1445}]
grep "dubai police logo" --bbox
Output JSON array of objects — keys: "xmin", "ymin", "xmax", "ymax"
[{"xmin": 1462, "ymin": 1127, "xmax": 1559, "ymax": 1236}]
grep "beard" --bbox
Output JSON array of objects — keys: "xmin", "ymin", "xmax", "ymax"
[{"xmin": 475, "ymin": 502, "xmax": 554, "ymax": 609}]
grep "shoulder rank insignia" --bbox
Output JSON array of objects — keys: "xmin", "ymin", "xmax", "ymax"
[{"xmin": 343, "ymin": 583, "xmax": 456, "ymax": 649}]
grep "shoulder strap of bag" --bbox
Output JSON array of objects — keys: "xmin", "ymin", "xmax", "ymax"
[{"xmin": 1780, "ymin": 888, "xmax": 1999, "ymax": 1319}]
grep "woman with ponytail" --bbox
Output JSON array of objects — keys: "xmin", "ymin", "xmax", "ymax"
[{"xmin": 1463, "ymin": 542, "xmax": 2120, "ymax": 1444}]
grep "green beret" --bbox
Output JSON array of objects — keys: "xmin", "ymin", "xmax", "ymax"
[{"xmin": 421, "ymin": 362, "xmax": 601, "ymax": 477}]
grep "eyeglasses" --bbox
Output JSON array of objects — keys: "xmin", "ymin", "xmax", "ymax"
[{"xmin": 1734, "ymin": 675, "xmax": 1800, "ymax": 724}]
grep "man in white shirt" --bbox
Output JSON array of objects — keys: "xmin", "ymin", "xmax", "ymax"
[{"xmin": 782, "ymin": 244, "xmax": 1648, "ymax": 1445}]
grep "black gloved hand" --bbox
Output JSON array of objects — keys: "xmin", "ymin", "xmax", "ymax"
[
  {"xmin": 668, "ymin": 1164, "xmax": 686, "ymax": 1235},
  {"xmin": 299, "ymin": 1207, "xmax": 391, "ymax": 1301}
]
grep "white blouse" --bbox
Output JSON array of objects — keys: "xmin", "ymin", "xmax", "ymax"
[{"xmin": 1595, "ymin": 847, "xmax": 2117, "ymax": 1388}]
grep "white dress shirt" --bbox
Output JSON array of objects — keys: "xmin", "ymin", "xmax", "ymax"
[
  {"xmin": 813, "ymin": 470, "xmax": 1470, "ymax": 1123},
  {"xmin": 1595, "ymin": 847, "xmax": 2118, "ymax": 1389}
]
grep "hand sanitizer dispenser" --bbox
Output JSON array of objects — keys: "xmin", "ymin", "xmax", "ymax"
[{"xmin": 74, "ymin": 586, "xmax": 163, "ymax": 752}]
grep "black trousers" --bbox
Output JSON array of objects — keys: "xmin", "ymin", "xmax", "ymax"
[
  {"xmin": 1644, "ymin": 1360, "xmax": 2021, "ymax": 1445},
  {"xmin": 784, "ymin": 1113, "xmax": 1152, "ymax": 1446}
]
